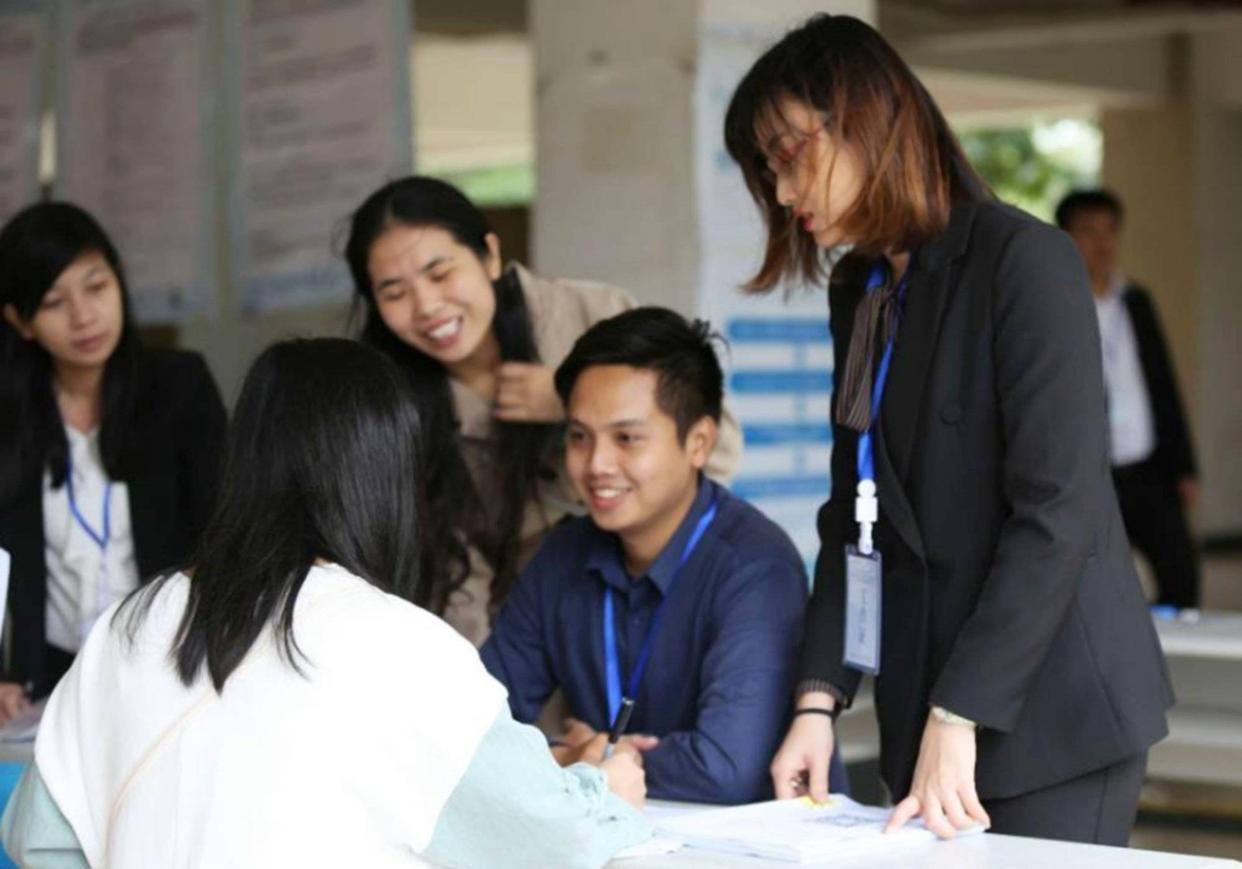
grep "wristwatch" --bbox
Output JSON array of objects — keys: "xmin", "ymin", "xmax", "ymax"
[{"xmin": 930, "ymin": 705, "xmax": 978, "ymax": 729}]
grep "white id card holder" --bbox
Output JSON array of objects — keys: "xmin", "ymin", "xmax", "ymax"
[{"xmin": 843, "ymin": 545, "xmax": 881, "ymax": 674}]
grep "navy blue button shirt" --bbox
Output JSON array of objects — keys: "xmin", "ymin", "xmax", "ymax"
[{"xmin": 481, "ymin": 477, "xmax": 808, "ymax": 804}]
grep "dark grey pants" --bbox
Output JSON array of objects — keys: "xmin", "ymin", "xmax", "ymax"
[{"xmin": 983, "ymin": 753, "xmax": 1148, "ymax": 846}]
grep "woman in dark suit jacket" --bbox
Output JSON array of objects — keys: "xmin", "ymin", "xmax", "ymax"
[
  {"xmin": 0, "ymin": 202, "xmax": 225, "ymax": 709},
  {"xmin": 724, "ymin": 15, "xmax": 1172, "ymax": 845}
]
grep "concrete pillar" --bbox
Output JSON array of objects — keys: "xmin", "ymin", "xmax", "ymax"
[
  {"xmin": 1101, "ymin": 24, "xmax": 1242, "ymax": 537},
  {"xmin": 530, "ymin": 0, "xmax": 873, "ymax": 314},
  {"xmin": 1188, "ymin": 27, "xmax": 1242, "ymax": 537}
]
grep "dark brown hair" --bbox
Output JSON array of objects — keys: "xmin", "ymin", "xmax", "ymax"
[{"xmin": 723, "ymin": 14, "xmax": 987, "ymax": 291}]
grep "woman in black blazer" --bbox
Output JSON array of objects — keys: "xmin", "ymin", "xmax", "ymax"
[
  {"xmin": 0, "ymin": 202, "xmax": 225, "ymax": 710},
  {"xmin": 724, "ymin": 15, "xmax": 1172, "ymax": 845}
]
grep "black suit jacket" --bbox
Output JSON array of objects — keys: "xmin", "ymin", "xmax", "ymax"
[
  {"xmin": 800, "ymin": 201, "xmax": 1173, "ymax": 801},
  {"xmin": 0, "ymin": 348, "xmax": 225, "ymax": 698},
  {"xmin": 1122, "ymin": 285, "xmax": 1197, "ymax": 479}
]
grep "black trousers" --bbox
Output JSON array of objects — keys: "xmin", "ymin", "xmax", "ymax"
[
  {"xmin": 1113, "ymin": 458, "xmax": 1200, "ymax": 608},
  {"xmin": 983, "ymin": 753, "xmax": 1147, "ymax": 846}
]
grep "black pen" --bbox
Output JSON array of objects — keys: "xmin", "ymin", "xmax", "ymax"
[{"xmin": 602, "ymin": 698, "xmax": 635, "ymax": 760}]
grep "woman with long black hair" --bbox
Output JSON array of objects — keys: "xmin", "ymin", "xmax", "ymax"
[
  {"xmin": 0, "ymin": 202, "xmax": 225, "ymax": 713},
  {"xmin": 1, "ymin": 338, "xmax": 649, "ymax": 867},
  {"xmin": 345, "ymin": 176, "xmax": 741, "ymax": 644},
  {"xmin": 725, "ymin": 14, "xmax": 1171, "ymax": 845}
]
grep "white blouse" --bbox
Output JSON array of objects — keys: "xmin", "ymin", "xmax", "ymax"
[{"xmin": 42, "ymin": 426, "xmax": 139, "ymax": 652}]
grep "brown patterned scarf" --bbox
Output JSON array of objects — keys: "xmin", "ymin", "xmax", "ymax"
[{"xmin": 835, "ymin": 260, "xmax": 902, "ymax": 433}]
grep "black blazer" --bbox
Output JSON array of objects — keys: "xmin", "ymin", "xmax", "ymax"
[
  {"xmin": 800, "ymin": 201, "xmax": 1174, "ymax": 801},
  {"xmin": 0, "ymin": 348, "xmax": 225, "ymax": 698},
  {"xmin": 1122, "ymin": 285, "xmax": 1197, "ymax": 480}
]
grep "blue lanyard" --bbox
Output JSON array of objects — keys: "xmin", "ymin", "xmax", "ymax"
[
  {"xmin": 603, "ymin": 497, "xmax": 719, "ymax": 727},
  {"xmin": 64, "ymin": 451, "xmax": 111, "ymax": 552},
  {"xmin": 855, "ymin": 261, "xmax": 910, "ymax": 487}
]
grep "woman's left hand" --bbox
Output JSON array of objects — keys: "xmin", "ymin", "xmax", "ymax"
[
  {"xmin": 493, "ymin": 362, "xmax": 564, "ymax": 423},
  {"xmin": 885, "ymin": 714, "xmax": 991, "ymax": 839}
]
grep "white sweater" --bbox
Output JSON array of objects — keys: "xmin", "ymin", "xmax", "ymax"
[{"xmin": 23, "ymin": 564, "xmax": 646, "ymax": 868}]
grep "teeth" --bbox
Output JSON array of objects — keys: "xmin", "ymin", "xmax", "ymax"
[
  {"xmin": 593, "ymin": 488, "xmax": 623, "ymax": 498},
  {"xmin": 427, "ymin": 318, "xmax": 460, "ymax": 340}
]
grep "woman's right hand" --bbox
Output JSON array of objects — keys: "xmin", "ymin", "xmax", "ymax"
[
  {"xmin": 601, "ymin": 750, "xmax": 647, "ymax": 809},
  {"xmin": 0, "ymin": 682, "xmax": 30, "ymax": 726},
  {"xmin": 771, "ymin": 692, "xmax": 836, "ymax": 802}
]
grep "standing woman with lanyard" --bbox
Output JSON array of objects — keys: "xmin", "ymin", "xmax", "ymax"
[
  {"xmin": 345, "ymin": 177, "xmax": 742, "ymax": 646},
  {"xmin": 725, "ymin": 15, "xmax": 1172, "ymax": 844},
  {"xmin": 0, "ymin": 202, "xmax": 226, "ymax": 713}
]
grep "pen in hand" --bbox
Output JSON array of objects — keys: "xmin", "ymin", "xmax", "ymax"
[{"xmin": 602, "ymin": 698, "xmax": 636, "ymax": 760}]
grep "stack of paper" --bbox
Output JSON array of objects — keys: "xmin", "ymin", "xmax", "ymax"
[{"xmin": 653, "ymin": 796, "xmax": 984, "ymax": 863}]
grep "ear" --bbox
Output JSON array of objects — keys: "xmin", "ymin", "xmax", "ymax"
[
  {"xmin": 2, "ymin": 304, "xmax": 34, "ymax": 340},
  {"xmin": 685, "ymin": 416, "xmax": 718, "ymax": 470},
  {"xmin": 483, "ymin": 232, "xmax": 503, "ymax": 282}
]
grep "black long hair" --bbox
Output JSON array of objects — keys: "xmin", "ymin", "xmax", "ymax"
[
  {"xmin": 121, "ymin": 338, "xmax": 426, "ymax": 691},
  {"xmin": 344, "ymin": 176, "xmax": 558, "ymax": 616},
  {"xmin": 0, "ymin": 202, "xmax": 142, "ymax": 503}
]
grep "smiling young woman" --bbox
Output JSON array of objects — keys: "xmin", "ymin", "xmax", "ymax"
[
  {"xmin": 725, "ymin": 14, "xmax": 1172, "ymax": 847},
  {"xmin": 0, "ymin": 202, "xmax": 226, "ymax": 710},
  {"xmin": 345, "ymin": 177, "xmax": 742, "ymax": 646}
]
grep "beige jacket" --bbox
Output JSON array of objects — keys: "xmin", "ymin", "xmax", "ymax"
[{"xmin": 443, "ymin": 264, "xmax": 743, "ymax": 646}]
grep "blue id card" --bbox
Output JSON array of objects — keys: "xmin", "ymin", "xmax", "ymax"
[{"xmin": 843, "ymin": 545, "xmax": 882, "ymax": 674}]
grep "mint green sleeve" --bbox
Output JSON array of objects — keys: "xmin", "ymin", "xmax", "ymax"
[
  {"xmin": 1, "ymin": 763, "xmax": 87, "ymax": 868},
  {"xmin": 423, "ymin": 708, "xmax": 651, "ymax": 869}
]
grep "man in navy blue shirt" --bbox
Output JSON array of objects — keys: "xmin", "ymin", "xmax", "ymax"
[{"xmin": 482, "ymin": 308, "xmax": 839, "ymax": 804}]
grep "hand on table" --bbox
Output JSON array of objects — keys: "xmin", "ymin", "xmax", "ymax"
[
  {"xmin": 771, "ymin": 692, "xmax": 836, "ymax": 803},
  {"xmin": 885, "ymin": 714, "xmax": 991, "ymax": 839},
  {"xmin": 601, "ymin": 750, "xmax": 647, "ymax": 809},
  {"xmin": 551, "ymin": 718, "xmax": 659, "ymax": 766}
]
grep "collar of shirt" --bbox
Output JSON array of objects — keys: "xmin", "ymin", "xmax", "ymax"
[
  {"xmin": 585, "ymin": 475, "xmax": 717, "ymax": 596},
  {"xmin": 1099, "ymin": 271, "xmax": 1128, "ymax": 304}
]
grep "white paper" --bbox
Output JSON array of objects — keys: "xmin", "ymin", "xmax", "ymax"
[
  {"xmin": 0, "ymin": 5, "xmax": 45, "ymax": 224},
  {"xmin": 57, "ymin": 0, "xmax": 214, "ymax": 322},
  {"xmin": 229, "ymin": 0, "xmax": 412, "ymax": 312},
  {"xmin": 612, "ymin": 837, "xmax": 684, "ymax": 860},
  {"xmin": 656, "ymin": 796, "xmax": 983, "ymax": 863}
]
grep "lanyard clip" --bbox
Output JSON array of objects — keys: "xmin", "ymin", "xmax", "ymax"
[{"xmin": 854, "ymin": 479, "xmax": 878, "ymax": 555}]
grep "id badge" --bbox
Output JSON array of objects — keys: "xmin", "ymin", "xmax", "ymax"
[{"xmin": 843, "ymin": 545, "xmax": 882, "ymax": 675}]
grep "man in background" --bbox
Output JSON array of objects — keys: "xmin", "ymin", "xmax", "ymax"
[{"xmin": 1057, "ymin": 188, "xmax": 1200, "ymax": 607}]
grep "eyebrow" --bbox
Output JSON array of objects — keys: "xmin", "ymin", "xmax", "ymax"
[
  {"xmin": 567, "ymin": 417, "xmax": 649, "ymax": 431},
  {"xmin": 374, "ymin": 255, "xmax": 452, "ymax": 291}
]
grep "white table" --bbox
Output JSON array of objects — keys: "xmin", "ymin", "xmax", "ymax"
[
  {"xmin": 610, "ymin": 831, "xmax": 1240, "ymax": 868},
  {"xmin": 1149, "ymin": 611, "xmax": 1242, "ymax": 786}
]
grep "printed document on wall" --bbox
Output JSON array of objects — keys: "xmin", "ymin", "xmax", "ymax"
[
  {"xmin": 56, "ymin": 0, "xmax": 216, "ymax": 322},
  {"xmin": 227, "ymin": 0, "xmax": 412, "ymax": 313},
  {"xmin": 0, "ymin": 2, "xmax": 47, "ymax": 225}
]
